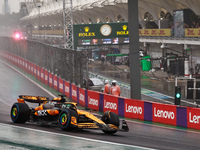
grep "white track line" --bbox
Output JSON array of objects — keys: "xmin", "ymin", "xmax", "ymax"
[{"xmin": 0, "ymin": 123, "xmax": 156, "ymax": 150}]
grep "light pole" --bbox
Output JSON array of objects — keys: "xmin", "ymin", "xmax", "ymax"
[
  {"xmin": 63, "ymin": 0, "xmax": 66, "ymax": 48},
  {"xmin": 36, "ymin": 1, "xmax": 42, "ymax": 39},
  {"xmin": 63, "ymin": 0, "xmax": 74, "ymax": 49},
  {"xmin": 128, "ymin": 0, "xmax": 141, "ymax": 99}
]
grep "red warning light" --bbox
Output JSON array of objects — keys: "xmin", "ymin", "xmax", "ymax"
[{"xmin": 13, "ymin": 32, "xmax": 21, "ymax": 40}]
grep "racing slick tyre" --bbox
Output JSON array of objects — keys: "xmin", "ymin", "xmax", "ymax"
[
  {"xmin": 101, "ymin": 111, "xmax": 119, "ymax": 134},
  {"xmin": 11, "ymin": 102, "xmax": 30, "ymax": 123},
  {"xmin": 58, "ymin": 109, "xmax": 77, "ymax": 131}
]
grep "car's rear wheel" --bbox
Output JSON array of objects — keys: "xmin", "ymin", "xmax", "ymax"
[
  {"xmin": 58, "ymin": 109, "xmax": 77, "ymax": 130},
  {"xmin": 102, "ymin": 111, "xmax": 119, "ymax": 134},
  {"xmin": 11, "ymin": 103, "xmax": 30, "ymax": 123}
]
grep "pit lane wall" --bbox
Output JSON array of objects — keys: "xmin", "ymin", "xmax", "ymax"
[{"xmin": 1, "ymin": 51, "xmax": 200, "ymax": 130}]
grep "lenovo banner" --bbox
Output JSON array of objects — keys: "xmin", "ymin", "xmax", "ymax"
[
  {"xmin": 24, "ymin": 60, "xmax": 28, "ymax": 73},
  {"xmin": 153, "ymin": 103, "xmax": 177, "ymax": 126},
  {"xmin": 88, "ymin": 90, "xmax": 100, "ymax": 111},
  {"xmin": 49, "ymin": 73, "xmax": 53, "ymax": 87},
  {"xmin": 124, "ymin": 98, "xmax": 144, "ymax": 120},
  {"xmin": 187, "ymin": 107, "xmax": 200, "ymax": 130},
  {"xmin": 44, "ymin": 70, "xmax": 48, "ymax": 85},
  {"xmin": 53, "ymin": 75, "xmax": 58, "ymax": 91},
  {"xmin": 71, "ymin": 84, "xmax": 78, "ymax": 102},
  {"xmin": 20, "ymin": 58, "xmax": 23, "ymax": 69},
  {"xmin": 30, "ymin": 63, "xmax": 34, "ymax": 75},
  {"xmin": 64, "ymin": 81, "xmax": 70, "ymax": 97},
  {"xmin": 37, "ymin": 66, "xmax": 40, "ymax": 80},
  {"xmin": 40, "ymin": 68, "xmax": 44, "ymax": 83},
  {"xmin": 34, "ymin": 64, "xmax": 37, "ymax": 77},
  {"xmin": 103, "ymin": 94, "xmax": 118, "ymax": 114},
  {"xmin": 58, "ymin": 78, "xmax": 64, "ymax": 94},
  {"xmin": 79, "ymin": 88, "xmax": 86, "ymax": 106}
]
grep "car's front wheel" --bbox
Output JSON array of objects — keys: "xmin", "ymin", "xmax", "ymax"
[
  {"xmin": 101, "ymin": 111, "xmax": 119, "ymax": 134},
  {"xmin": 58, "ymin": 109, "xmax": 77, "ymax": 130}
]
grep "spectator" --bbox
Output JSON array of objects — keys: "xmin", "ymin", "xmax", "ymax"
[
  {"xmin": 111, "ymin": 80, "xmax": 121, "ymax": 96},
  {"xmin": 103, "ymin": 80, "xmax": 111, "ymax": 94}
]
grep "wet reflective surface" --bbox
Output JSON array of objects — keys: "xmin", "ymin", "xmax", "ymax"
[{"xmin": 1, "ymin": 59, "xmax": 200, "ymax": 150}]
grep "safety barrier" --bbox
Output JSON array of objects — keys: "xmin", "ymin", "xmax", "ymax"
[{"xmin": 1, "ymin": 50, "xmax": 200, "ymax": 130}]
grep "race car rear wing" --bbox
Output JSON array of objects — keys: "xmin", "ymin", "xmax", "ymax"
[{"xmin": 18, "ymin": 95, "xmax": 49, "ymax": 103}]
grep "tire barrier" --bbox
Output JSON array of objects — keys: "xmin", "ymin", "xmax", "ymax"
[{"xmin": 1, "ymin": 51, "xmax": 200, "ymax": 130}]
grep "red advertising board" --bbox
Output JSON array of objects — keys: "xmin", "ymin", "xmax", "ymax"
[
  {"xmin": 37, "ymin": 66, "xmax": 40, "ymax": 80},
  {"xmin": 152, "ymin": 103, "xmax": 177, "ymax": 126},
  {"xmin": 64, "ymin": 81, "xmax": 70, "ymax": 97},
  {"xmin": 22, "ymin": 59, "xmax": 25, "ymax": 71},
  {"xmin": 124, "ymin": 98, "xmax": 144, "ymax": 120},
  {"xmin": 187, "ymin": 107, "xmax": 200, "ymax": 130},
  {"xmin": 17, "ymin": 56, "xmax": 20, "ymax": 67},
  {"xmin": 14, "ymin": 55, "xmax": 18, "ymax": 66},
  {"xmin": 20, "ymin": 58, "xmax": 23, "ymax": 69},
  {"xmin": 79, "ymin": 88, "xmax": 85, "ymax": 106},
  {"xmin": 103, "ymin": 94, "xmax": 118, "ymax": 114},
  {"xmin": 30, "ymin": 63, "xmax": 34, "ymax": 75},
  {"xmin": 24, "ymin": 60, "xmax": 28, "ymax": 73},
  {"xmin": 49, "ymin": 73, "xmax": 53, "ymax": 87},
  {"xmin": 53, "ymin": 75, "xmax": 58, "ymax": 91},
  {"xmin": 87, "ymin": 90, "xmax": 100, "ymax": 111},
  {"xmin": 44, "ymin": 70, "xmax": 48, "ymax": 85},
  {"xmin": 58, "ymin": 78, "xmax": 64, "ymax": 94},
  {"xmin": 40, "ymin": 68, "xmax": 44, "ymax": 83},
  {"xmin": 34, "ymin": 64, "xmax": 37, "ymax": 77},
  {"xmin": 71, "ymin": 84, "xmax": 77, "ymax": 102}
]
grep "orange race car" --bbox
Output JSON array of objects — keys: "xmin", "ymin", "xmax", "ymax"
[{"xmin": 11, "ymin": 95, "xmax": 129, "ymax": 134}]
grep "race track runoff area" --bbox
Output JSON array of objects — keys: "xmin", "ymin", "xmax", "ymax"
[{"xmin": 0, "ymin": 123, "xmax": 149, "ymax": 150}]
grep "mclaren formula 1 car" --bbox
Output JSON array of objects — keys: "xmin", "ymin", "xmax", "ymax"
[{"xmin": 11, "ymin": 95, "xmax": 129, "ymax": 134}]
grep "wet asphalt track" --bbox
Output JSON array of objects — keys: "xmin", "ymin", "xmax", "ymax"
[{"xmin": 1, "ymin": 60, "xmax": 200, "ymax": 150}]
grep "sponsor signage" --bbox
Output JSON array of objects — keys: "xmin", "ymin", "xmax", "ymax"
[
  {"xmin": 152, "ymin": 103, "xmax": 177, "ymax": 126},
  {"xmin": 49, "ymin": 73, "xmax": 53, "ymax": 87},
  {"xmin": 78, "ymin": 26, "xmax": 96, "ymax": 37},
  {"xmin": 87, "ymin": 90, "xmax": 100, "ymax": 111},
  {"xmin": 20, "ymin": 58, "xmax": 23, "ymax": 68},
  {"xmin": 79, "ymin": 88, "xmax": 85, "ymax": 106},
  {"xmin": 34, "ymin": 64, "xmax": 37, "ymax": 77},
  {"xmin": 24, "ymin": 60, "xmax": 28, "ymax": 73},
  {"xmin": 74, "ymin": 22, "xmax": 171, "ymax": 48},
  {"xmin": 30, "ymin": 63, "xmax": 34, "ymax": 75},
  {"xmin": 53, "ymin": 75, "xmax": 58, "ymax": 91},
  {"xmin": 103, "ymin": 94, "xmax": 118, "ymax": 114},
  {"xmin": 71, "ymin": 84, "xmax": 77, "ymax": 101},
  {"xmin": 124, "ymin": 98, "xmax": 144, "ymax": 120},
  {"xmin": 40, "ymin": 68, "xmax": 44, "ymax": 83},
  {"xmin": 187, "ymin": 107, "xmax": 200, "ymax": 130},
  {"xmin": 64, "ymin": 81, "xmax": 70, "ymax": 97},
  {"xmin": 58, "ymin": 78, "xmax": 64, "ymax": 94},
  {"xmin": 44, "ymin": 70, "xmax": 48, "ymax": 85},
  {"xmin": 141, "ymin": 29, "xmax": 171, "ymax": 36},
  {"xmin": 37, "ymin": 66, "xmax": 40, "ymax": 80},
  {"xmin": 185, "ymin": 28, "xmax": 200, "ymax": 37}
]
